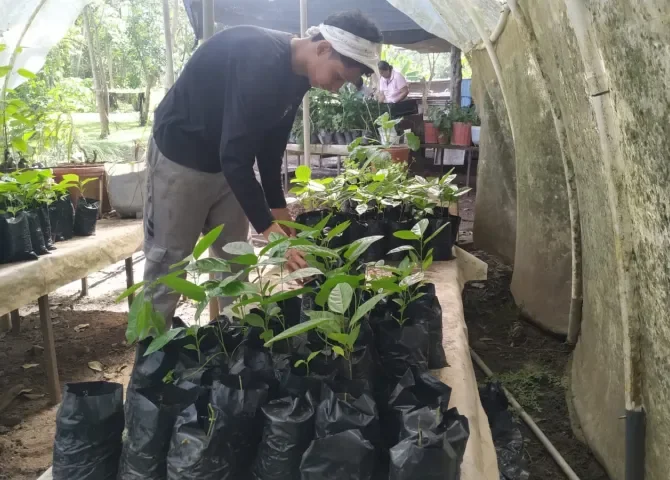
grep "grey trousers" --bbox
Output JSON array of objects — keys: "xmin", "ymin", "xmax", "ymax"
[{"xmin": 143, "ymin": 138, "xmax": 249, "ymax": 325}]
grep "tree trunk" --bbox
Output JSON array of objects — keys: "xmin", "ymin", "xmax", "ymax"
[
  {"xmin": 450, "ymin": 46, "xmax": 462, "ymax": 109},
  {"xmin": 172, "ymin": 0, "xmax": 179, "ymax": 52},
  {"xmin": 107, "ymin": 43, "xmax": 114, "ymax": 90},
  {"xmin": 139, "ymin": 74, "xmax": 156, "ymax": 126},
  {"xmin": 83, "ymin": 6, "xmax": 109, "ymax": 139},
  {"xmin": 162, "ymin": 0, "xmax": 175, "ymax": 87}
]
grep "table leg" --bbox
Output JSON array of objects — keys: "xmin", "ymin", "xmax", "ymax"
[
  {"xmin": 81, "ymin": 277, "xmax": 89, "ymax": 296},
  {"xmin": 38, "ymin": 295, "xmax": 61, "ymax": 405},
  {"xmin": 125, "ymin": 256, "xmax": 134, "ymax": 309},
  {"xmin": 0, "ymin": 314, "xmax": 9, "ymax": 332},
  {"xmin": 11, "ymin": 309, "xmax": 20, "ymax": 334},
  {"xmin": 466, "ymin": 149, "xmax": 473, "ymax": 188}
]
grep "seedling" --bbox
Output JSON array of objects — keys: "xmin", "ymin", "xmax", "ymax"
[{"xmin": 387, "ymin": 219, "xmax": 449, "ymax": 273}]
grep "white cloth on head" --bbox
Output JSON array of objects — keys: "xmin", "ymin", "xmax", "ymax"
[{"xmin": 305, "ymin": 24, "xmax": 382, "ymax": 76}]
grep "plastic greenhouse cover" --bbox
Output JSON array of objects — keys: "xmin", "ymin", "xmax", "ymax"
[
  {"xmin": 0, "ymin": 0, "xmax": 93, "ymax": 96},
  {"xmin": 386, "ymin": 0, "xmax": 504, "ymax": 53}
]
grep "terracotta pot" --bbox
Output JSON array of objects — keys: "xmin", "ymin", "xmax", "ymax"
[
  {"xmin": 451, "ymin": 122, "xmax": 472, "ymax": 146},
  {"xmin": 52, "ymin": 164, "xmax": 108, "ymax": 217},
  {"xmin": 438, "ymin": 133, "xmax": 449, "ymax": 145},
  {"xmin": 424, "ymin": 122, "xmax": 439, "ymax": 144},
  {"xmin": 383, "ymin": 145, "xmax": 411, "ymax": 163}
]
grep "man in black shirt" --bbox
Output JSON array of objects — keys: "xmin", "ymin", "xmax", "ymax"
[{"xmin": 145, "ymin": 11, "xmax": 383, "ymax": 323}]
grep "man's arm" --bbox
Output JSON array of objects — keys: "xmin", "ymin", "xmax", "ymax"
[
  {"xmin": 256, "ymin": 115, "xmax": 293, "ymax": 211},
  {"xmin": 394, "ymin": 73, "xmax": 410, "ymax": 102}
]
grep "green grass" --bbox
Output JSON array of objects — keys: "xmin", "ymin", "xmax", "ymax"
[{"xmin": 495, "ymin": 362, "xmax": 566, "ymax": 413}]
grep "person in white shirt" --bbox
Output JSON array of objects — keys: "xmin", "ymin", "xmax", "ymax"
[{"xmin": 378, "ymin": 61, "xmax": 409, "ymax": 103}]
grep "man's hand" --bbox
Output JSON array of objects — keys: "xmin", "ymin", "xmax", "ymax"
[
  {"xmin": 262, "ymin": 222, "xmax": 308, "ymax": 274},
  {"xmin": 271, "ymin": 207, "xmax": 296, "ymax": 236}
]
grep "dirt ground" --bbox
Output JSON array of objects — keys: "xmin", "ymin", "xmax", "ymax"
[{"xmin": 0, "ymin": 180, "xmax": 606, "ymax": 480}]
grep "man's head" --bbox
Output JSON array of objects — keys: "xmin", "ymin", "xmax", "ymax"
[
  {"xmin": 305, "ymin": 11, "xmax": 383, "ymax": 93},
  {"xmin": 378, "ymin": 61, "xmax": 393, "ymax": 79}
]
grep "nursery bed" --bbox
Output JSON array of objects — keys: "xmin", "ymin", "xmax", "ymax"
[{"xmin": 34, "ymin": 247, "xmax": 499, "ymax": 480}]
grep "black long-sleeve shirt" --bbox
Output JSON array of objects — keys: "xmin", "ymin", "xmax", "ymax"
[{"xmin": 153, "ymin": 26, "xmax": 310, "ymax": 233}]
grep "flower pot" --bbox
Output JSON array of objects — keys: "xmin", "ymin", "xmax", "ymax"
[
  {"xmin": 383, "ymin": 145, "xmax": 411, "ymax": 164},
  {"xmin": 334, "ymin": 132, "xmax": 347, "ymax": 145},
  {"xmin": 471, "ymin": 126, "xmax": 481, "ymax": 146},
  {"xmin": 424, "ymin": 122, "xmax": 439, "ymax": 144},
  {"xmin": 105, "ymin": 162, "xmax": 146, "ymax": 218},
  {"xmin": 379, "ymin": 128, "xmax": 400, "ymax": 146},
  {"xmin": 52, "ymin": 164, "xmax": 108, "ymax": 216},
  {"xmin": 438, "ymin": 133, "xmax": 449, "ymax": 145},
  {"xmin": 451, "ymin": 122, "xmax": 472, "ymax": 146}
]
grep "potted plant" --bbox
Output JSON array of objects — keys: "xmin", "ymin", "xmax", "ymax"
[
  {"xmin": 449, "ymin": 105, "xmax": 476, "ymax": 146},
  {"xmin": 424, "ymin": 108, "xmax": 441, "ymax": 144},
  {"xmin": 58, "ymin": 173, "xmax": 100, "ymax": 236},
  {"xmin": 470, "ymin": 109, "xmax": 481, "ymax": 146}
]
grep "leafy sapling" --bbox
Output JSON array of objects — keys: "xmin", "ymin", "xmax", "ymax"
[{"xmin": 387, "ymin": 218, "xmax": 450, "ymax": 272}]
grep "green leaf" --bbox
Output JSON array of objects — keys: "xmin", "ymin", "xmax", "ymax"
[
  {"xmin": 332, "ymin": 346, "xmax": 345, "ymax": 357},
  {"xmin": 115, "ymin": 281, "xmax": 145, "ymax": 303},
  {"xmin": 126, "ymin": 291, "xmax": 146, "ymax": 344},
  {"xmin": 0, "ymin": 44, "xmax": 6, "ymax": 52},
  {"xmin": 0, "ymin": 66, "xmax": 11, "ymax": 78},
  {"xmin": 186, "ymin": 257, "xmax": 231, "ymax": 274},
  {"xmin": 295, "ymin": 165, "xmax": 312, "ymax": 182},
  {"xmin": 158, "ymin": 276, "xmax": 206, "ymax": 302},
  {"xmin": 11, "ymin": 137, "xmax": 28, "ymax": 153},
  {"xmin": 324, "ymin": 221, "xmax": 351, "ymax": 242},
  {"xmin": 194, "ymin": 300, "xmax": 208, "ymax": 321},
  {"xmin": 369, "ymin": 278, "xmax": 402, "ymax": 294},
  {"xmin": 406, "ymin": 132, "xmax": 420, "ymax": 151},
  {"xmin": 348, "ymin": 325, "xmax": 361, "ymax": 349},
  {"xmin": 387, "ymin": 245, "xmax": 415, "ymax": 255},
  {"xmin": 315, "ymin": 274, "xmax": 365, "ymax": 307},
  {"xmin": 313, "ymin": 214, "xmax": 332, "ymax": 233},
  {"xmin": 306, "ymin": 310, "xmax": 345, "ymax": 325},
  {"xmin": 264, "ymin": 317, "xmax": 334, "ymax": 347},
  {"xmin": 260, "ymin": 330, "xmax": 274, "ymax": 342},
  {"xmin": 264, "ymin": 286, "xmax": 313, "ymax": 305},
  {"xmin": 280, "ymin": 267, "xmax": 323, "ymax": 283},
  {"xmin": 400, "ymin": 271, "xmax": 425, "ymax": 288},
  {"xmin": 422, "ymin": 252, "xmax": 434, "ymax": 271},
  {"xmin": 17, "ymin": 68, "xmax": 35, "ymax": 79},
  {"xmin": 194, "ymin": 226, "xmax": 224, "ymax": 259},
  {"xmin": 242, "ymin": 313, "xmax": 265, "ymax": 328},
  {"xmin": 260, "ymin": 235, "xmax": 291, "ymax": 257},
  {"xmin": 222, "ymin": 241, "xmax": 254, "ymax": 256},
  {"xmin": 184, "ymin": 344, "xmax": 199, "ymax": 351},
  {"xmin": 425, "ymin": 222, "xmax": 450, "ymax": 245},
  {"xmin": 327, "ymin": 332, "xmax": 350, "ymax": 345},
  {"xmin": 328, "ymin": 283, "xmax": 354, "ymax": 314},
  {"xmin": 308, "ymin": 180, "xmax": 326, "ymax": 192},
  {"xmin": 275, "ymin": 220, "xmax": 313, "ymax": 232},
  {"xmin": 144, "ymin": 328, "xmax": 184, "ymax": 356},
  {"xmin": 393, "ymin": 230, "xmax": 420, "ymax": 241},
  {"xmin": 344, "ymin": 236, "xmax": 384, "ymax": 262},
  {"xmin": 355, "ymin": 203, "xmax": 369, "ymax": 215},
  {"xmin": 291, "ymin": 244, "xmax": 340, "ymax": 259},
  {"xmin": 412, "ymin": 219, "xmax": 430, "ymax": 238},
  {"xmin": 307, "ymin": 351, "xmax": 321, "ymax": 363},
  {"xmin": 350, "ymin": 294, "xmax": 386, "ymax": 326},
  {"xmin": 295, "ymin": 359, "xmax": 307, "ymax": 369},
  {"xmin": 228, "ymin": 253, "xmax": 258, "ymax": 265}
]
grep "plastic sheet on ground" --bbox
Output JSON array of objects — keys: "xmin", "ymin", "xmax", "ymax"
[{"xmin": 0, "ymin": 219, "xmax": 143, "ymax": 317}]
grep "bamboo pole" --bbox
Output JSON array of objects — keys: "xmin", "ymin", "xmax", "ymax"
[{"xmin": 300, "ymin": 0, "xmax": 311, "ymax": 166}]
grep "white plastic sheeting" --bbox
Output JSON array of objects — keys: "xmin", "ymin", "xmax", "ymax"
[
  {"xmin": 0, "ymin": 0, "xmax": 92, "ymax": 95},
  {"xmin": 386, "ymin": 0, "xmax": 504, "ymax": 53}
]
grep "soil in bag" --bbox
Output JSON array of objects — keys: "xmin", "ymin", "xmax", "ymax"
[
  {"xmin": 374, "ymin": 312, "xmax": 429, "ymax": 381},
  {"xmin": 251, "ymin": 392, "xmax": 316, "ymax": 480},
  {"xmin": 37, "ymin": 204, "xmax": 56, "ymax": 250},
  {"xmin": 49, "ymin": 195, "xmax": 75, "ymax": 241},
  {"xmin": 73, "ymin": 198, "xmax": 100, "ymax": 236},
  {"xmin": 26, "ymin": 208, "xmax": 50, "ymax": 255},
  {"xmin": 118, "ymin": 383, "xmax": 200, "ymax": 480},
  {"xmin": 0, "ymin": 212, "xmax": 37, "ymax": 263},
  {"xmin": 300, "ymin": 429, "xmax": 376, "ymax": 480},
  {"xmin": 52, "ymin": 382, "xmax": 124, "ymax": 480},
  {"xmin": 406, "ymin": 283, "xmax": 447, "ymax": 369}
]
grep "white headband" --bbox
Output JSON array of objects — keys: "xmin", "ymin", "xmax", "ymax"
[{"xmin": 305, "ymin": 24, "xmax": 382, "ymax": 76}]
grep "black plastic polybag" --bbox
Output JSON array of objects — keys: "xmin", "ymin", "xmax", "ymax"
[
  {"xmin": 386, "ymin": 220, "xmax": 415, "ymax": 261},
  {"xmin": 52, "ymin": 382, "xmax": 124, "ymax": 480},
  {"xmin": 37, "ymin": 204, "xmax": 56, "ymax": 250},
  {"xmin": 0, "ymin": 212, "xmax": 37, "ymax": 263},
  {"xmin": 73, "ymin": 198, "xmax": 99, "ymax": 236},
  {"xmin": 228, "ymin": 345, "xmax": 278, "ymax": 398},
  {"xmin": 315, "ymin": 382, "xmax": 379, "ymax": 446},
  {"xmin": 118, "ymin": 383, "xmax": 200, "ymax": 479},
  {"xmin": 300, "ymin": 429, "xmax": 376, "ymax": 480},
  {"xmin": 406, "ymin": 283, "xmax": 447, "ymax": 369},
  {"xmin": 275, "ymin": 357, "xmax": 336, "ymax": 402},
  {"xmin": 449, "ymin": 214, "xmax": 461, "ymax": 245},
  {"xmin": 166, "ymin": 401, "xmax": 229, "ymax": 480},
  {"xmin": 375, "ymin": 314, "xmax": 429, "ymax": 380},
  {"xmin": 479, "ymin": 382, "xmax": 530, "ymax": 480},
  {"xmin": 26, "ymin": 208, "xmax": 49, "ymax": 255},
  {"xmin": 49, "ymin": 195, "xmax": 75, "ymax": 241},
  {"xmin": 351, "ymin": 217, "xmax": 386, "ymax": 262},
  {"xmin": 390, "ymin": 429, "xmax": 458, "ymax": 480},
  {"xmin": 252, "ymin": 393, "xmax": 316, "ymax": 480},
  {"xmin": 296, "ymin": 210, "xmax": 327, "ymax": 227}
]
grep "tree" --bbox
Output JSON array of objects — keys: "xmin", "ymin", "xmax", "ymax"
[
  {"xmin": 83, "ymin": 5, "xmax": 110, "ymax": 138},
  {"xmin": 450, "ymin": 46, "xmax": 462, "ymax": 107}
]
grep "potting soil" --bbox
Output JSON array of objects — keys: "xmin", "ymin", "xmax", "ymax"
[
  {"xmin": 0, "ymin": 212, "xmax": 37, "ymax": 263},
  {"xmin": 73, "ymin": 198, "xmax": 100, "ymax": 236},
  {"xmin": 52, "ymin": 382, "xmax": 124, "ymax": 480}
]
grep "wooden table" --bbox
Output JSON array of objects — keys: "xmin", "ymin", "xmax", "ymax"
[
  {"xmin": 421, "ymin": 144, "xmax": 478, "ymax": 188},
  {"xmin": 0, "ymin": 219, "xmax": 143, "ymax": 404}
]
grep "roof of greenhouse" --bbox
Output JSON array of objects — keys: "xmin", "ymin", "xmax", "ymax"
[{"xmin": 182, "ymin": 0, "xmax": 455, "ymax": 53}]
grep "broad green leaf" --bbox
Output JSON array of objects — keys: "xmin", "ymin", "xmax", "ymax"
[
  {"xmin": 242, "ymin": 313, "xmax": 265, "ymax": 328},
  {"xmin": 400, "ymin": 271, "xmax": 425, "ymax": 288},
  {"xmin": 327, "ymin": 332, "xmax": 350, "ymax": 345},
  {"xmin": 0, "ymin": 66, "xmax": 11, "ymax": 78},
  {"xmin": 295, "ymin": 165, "xmax": 311, "ymax": 182},
  {"xmin": 387, "ymin": 246, "xmax": 415, "ymax": 255},
  {"xmin": 425, "ymin": 222, "xmax": 450, "ymax": 245},
  {"xmin": 348, "ymin": 324, "xmax": 361, "ymax": 349},
  {"xmin": 350, "ymin": 294, "xmax": 386, "ymax": 326},
  {"xmin": 264, "ymin": 317, "xmax": 333, "ymax": 347},
  {"xmin": 144, "ymin": 328, "xmax": 184, "ymax": 356},
  {"xmin": 332, "ymin": 346, "xmax": 345, "ymax": 357},
  {"xmin": 422, "ymin": 252, "xmax": 434, "ymax": 271},
  {"xmin": 393, "ymin": 230, "xmax": 420, "ymax": 241},
  {"xmin": 308, "ymin": 180, "xmax": 326, "ymax": 192},
  {"xmin": 115, "ymin": 281, "xmax": 145, "ymax": 303},
  {"xmin": 355, "ymin": 203, "xmax": 369, "ymax": 215},
  {"xmin": 328, "ymin": 283, "xmax": 354, "ymax": 314},
  {"xmin": 406, "ymin": 132, "xmax": 421, "ymax": 151},
  {"xmin": 344, "ymin": 236, "xmax": 384, "ymax": 262},
  {"xmin": 260, "ymin": 330, "xmax": 274, "ymax": 342},
  {"xmin": 158, "ymin": 276, "xmax": 206, "ymax": 302},
  {"xmin": 194, "ymin": 226, "xmax": 223, "ymax": 259},
  {"xmin": 313, "ymin": 213, "xmax": 332, "ymax": 233},
  {"xmin": 222, "ymin": 241, "xmax": 254, "ymax": 256},
  {"xmin": 315, "ymin": 274, "xmax": 365, "ymax": 307},
  {"xmin": 369, "ymin": 278, "xmax": 402, "ymax": 294},
  {"xmin": 126, "ymin": 291, "xmax": 146, "ymax": 344},
  {"xmin": 186, "ymin": 257, "xmax": 231, "ymax": 274},
  {"xmin": 184, "ymin": 344, "xmax": 199, "ymax": 351},
  {"xmin": 264, "ymin": 286, "xmax": 313, "ymax": 305},
  {"xmin": 275, "ymin": 220, "xmax": 313, "ymax": 231},
  {"xmin": 412, "ymin": 219, "xmax": 430, "ymax": 238},
  {"xmin": 306, "ymin": 310, "xmax": 345, "ymax": 325},
  {"xmin": 324, "ymin": 221, "xmax": 351, "ymax": 242},
  {"xmin": 280, "ymin": 267, "xmax": 323, "ymax": 284},
  {"xmin": 17, "ymin": 68, "xmax": 36, "ymax": 79},
  {"xmin": 228, "ymin": 253, "xmax": 258, "ymax": 265},
  {"xmin": 260, "ymin": 235, "xmax": 291, "ymax": 257},
  {"xmin": 11, "ymin": 137, "xmax": 28, "ymax": 153},
  {"xmin": 291, "ymin": 244, "xmax": 340, "ymax": 259},
  {"xmin": 307, "ymin": 351, "xmax": 321, "ymax": 363},
  {"xmin": 194, "ymin": 299, "xmax": 208, "ymax": 321}
]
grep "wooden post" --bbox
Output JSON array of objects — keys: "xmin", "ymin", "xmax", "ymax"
[
  {"xmin": 300, "ymin": 0, "xmax": 311, "ymax": 166},
  {"xmin": 0, "ymin": 314, "xmax": 9, "ymax": 332},
  {"xmin": 162, "ymin": 0, "xmax": 175, "ymax": 87},
  {"xmin": 203, "ymin": 0, "xmax": 215, "ymax": 40},
  {"xmin": 125, "ymin": 257, "xmax": 134, "ymax": 309},
  {"xmin": 11, "ymin": 309, "xmax": 20, "ymax": 334},
  {"xmin": 450, "ymin": 46, "xmax": 462, "ymax": 108},
  {"xmin": 38, "ymin": 295, "xmax": 61, "ymax": 405},
  {"xmin": 81, "ymin": 277, "xmax": 89, "ymax": 296}
]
